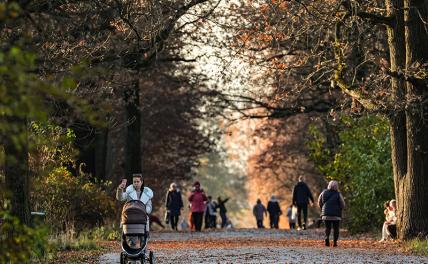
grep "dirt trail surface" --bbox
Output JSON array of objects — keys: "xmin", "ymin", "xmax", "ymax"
[{"xmin": 99, "ymin": 229, "xmax": 428, "ymax": 263}]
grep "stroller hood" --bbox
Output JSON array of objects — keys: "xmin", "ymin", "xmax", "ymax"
[{"xmin": 121, "ymin": 200, "xmax": 147, "ymax": 225}]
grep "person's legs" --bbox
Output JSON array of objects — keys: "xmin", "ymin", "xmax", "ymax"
[
  {"xmin": 380, "ymin": 223, "xmax": 388, "ymax": 241},
  {"xmin": 168, "ymin": 214, "xmax": 174, "ymax": 229},
  {"xmin": 269, "ymin": 214, "xmax": 274, "ymax": 228},
  {"xmin": 332, "ymin": 221, "xmax": 340, "ymax": 246},
  {"xmin": 296, "ymin": 205, "xmax": 303, "ymax": 228},
  {"xmin": 274, "ymin": 215, "xmax": 279, "ymax": 229},
  {"xmin": 324, "ymin": 220, "xmax": 332, "ymax": 246},
  {"xmin": 302, "ymin": 203, "xmax": 308, "ymax": 229},
  {"xmin": 193, "ymin": 212, "xmax": 203, "ymax": 231},
  {"xmin": 173, "ymin": 215, "xmax": 179, "ymax": 230},
  {"xmin": 220, "ymin": 212, "xmax": 227, "ymax": 228},
  {"xmin": 290, "ymin": 222, "xmax": 295, "ymax": 229}
]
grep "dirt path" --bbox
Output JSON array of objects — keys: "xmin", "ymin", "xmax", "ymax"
[{"xmin": 99, "ymin": 229, "xmax": 428, "ymax": 263}]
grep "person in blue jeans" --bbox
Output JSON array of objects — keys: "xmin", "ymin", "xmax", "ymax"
[
  {"xmin": 292, "ymin": 176, "xmax": 314, "ymax": 230},
  {"xmin": 318, "ymin": 180, "xmax": 346, "ymax": 247}
]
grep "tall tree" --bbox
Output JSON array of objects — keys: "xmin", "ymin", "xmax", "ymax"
[{"xmin": 223, "ymin": 0, "xmax": 428, "ymax": 239}]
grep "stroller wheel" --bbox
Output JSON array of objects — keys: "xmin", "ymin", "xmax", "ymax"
[
  {"xmin": 120, "ymin": 252, "xmax": 126, "ymax": 264},
  {"xmin": 149, "ymin": 251, "xmax": 154, "ymax": 264}
]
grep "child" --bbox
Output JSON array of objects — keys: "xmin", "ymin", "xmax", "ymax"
[
  {"xmin": 286, "ymin": 204, "xmax": 297, "ymax": 230},
  {"xmin": 379, "ymin": 199, "xmax": 397, "ymax": 242}
]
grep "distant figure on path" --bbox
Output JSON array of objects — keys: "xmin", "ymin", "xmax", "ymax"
[
  {"xmin": 217, "ymin": 196, "xmax": 229, "ymax": 228},
  {"xmin": 379, "ymin": 199, "xmax": 397, "ymax": 242},
  {"xmin": 205, "ymin": 196, "xmax": 217, "ymax": 228},
  {"xmin": 292, "ymin": 176, "xmax": 314, "ymax": 230},
  {"xmin": 165, "ymin": 182, "xmax": 184, "ymax": 231},
  {"xmin": 267, "ymin": 195, "xmax": 282, "ymax": 229},
  {"xmin": 253, "ymin": 199, "xmax": 267, "ymax": 228},
  {"xmin": 286, "ymin": 204, "xmax": 297, "ymax": 230},
  {"xmin": 318, "ymin": 180, "xmax": 346, "ymax": 247},
  {"xmin": 188, "ymin": 181, "xmax": 208, "ymax": 232}
]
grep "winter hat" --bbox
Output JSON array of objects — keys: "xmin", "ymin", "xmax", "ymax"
[{"xmin": 193, "ymin": 181, "xmax": 200, "ymax": 187}]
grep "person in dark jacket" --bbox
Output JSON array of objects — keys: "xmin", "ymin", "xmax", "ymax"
[
  {"xmin": 165, "ymin": 182, "xmax": 183, "ymax": 230},
  {"xmin": 217, "ymin": 196, "xmax": 229, "ymax": 228},
  {"xmin": 267, "ymin": 195, "xmax": 282, "ymax": 229},
  {"xmin": 292, "ymin": 176, "xmax": 314, "ymax": 230},
  {"xmin": 253, "ymin": 199, "xmax": 267, "ymax": 228},
  {"xmin": 318, "ymin": 180, "xmax": 346, "ymax": 247}
]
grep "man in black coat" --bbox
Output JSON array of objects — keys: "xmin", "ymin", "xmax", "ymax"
[
  {"xmin": 292, "ymin": 176, "xmax": 314, "ymax": 230},
  {"xmin": 267, "ymin": 195, "xmax": 282, "ymax": 229}
]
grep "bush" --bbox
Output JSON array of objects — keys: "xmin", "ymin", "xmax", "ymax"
[
  {"xmin": 32, "ymin": 167, "xmax": 115, "ymax": 234},
  {"xmin": 0, "ymin": 210, "xmax": 49, "ymax": 263},
  {"xmin": 307, "ymin": 115, "xmax": 394, "ymax": 233}
]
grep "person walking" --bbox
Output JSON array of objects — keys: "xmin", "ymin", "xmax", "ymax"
[
  {"xmin": 286, "ymin": 204, "xmax": 297, "ymax": 230},
  {"xmin": 188, "ymin": 181, "xmax": 208, "ymax": 231},
  {"xmin": 292, "ymin": 176, "xmax": 314, "ymax": 230},
  {"xmin": 217, "ymin": 196, "xmax": 229, "ymax": 228},
  {"xmin": 165, "ymin": 182, "xmax": 183, "ymax": 231},
  {"xmin": 116, "ymin": 173, "xmax": 153, "ymax": 235},
  {"xmin": 253, "ymin": 199, "xmax": 267, "ymax": 228},
  {"xmin": 116, "ymin": 174, "xmax": 153, "ymax": 214},
  {"xmin": 205, "ymin": 196, "xmax": 217, "ymax": 228},
  {"xmin": 318, "ymin": 180, "xmax": 346, "ymax": 247},
  {"xmin": 267, "ymin": 195, "xmax": 282, "ymax": 229}
]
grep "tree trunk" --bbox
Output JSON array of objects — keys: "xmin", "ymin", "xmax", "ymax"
[
  {"xmin": 398, "ymin": 0, "xmax": 428, "ymax": 239},
  {"xmin": 4, "ymin": 119, "xmax": 31, "ymax": 225},
  {"xmin": 124, "ymin": 80, "xmax": 142, "ymax": 181},
  {"xmin": 94, "ymin": 128, "xmax": 108, "ymax": 181},
  {"xmin": 385, "ymin": 0, "xmax": 408, "ymax": 235}
]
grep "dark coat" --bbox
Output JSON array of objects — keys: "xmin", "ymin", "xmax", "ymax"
[
  {"xmin": 253, "ymin": 203, "xmax": 267, "ymax": 221},
  {"xmin": 217, "ymin": 198, "xmax": 229, "ymax": 214},
  {"xmin": 319, "ymin": 189, "xmax": 343, "ymax": 217},
  {"xmin": 267, "ymin": 200, "xmax": 282, "ymax": 216},
  {"xmin": 165, "ymin": 190, "xmax": 183, "ymax": 216},
  {"xmin": 292, "ymin": 181, "xmax": 314, "ymax": 205}
]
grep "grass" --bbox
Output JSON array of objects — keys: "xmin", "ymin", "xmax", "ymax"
[
  {"xmin": 406, "ymin": 238, "xmax": 428, "ymax": 256},
  {"xmin": 50, "ymin": 233, "xmax": 99, "ymax": 251},
  {"xmin": 49, "ymin": 225, "xmax": 119, "ymax": 252}
]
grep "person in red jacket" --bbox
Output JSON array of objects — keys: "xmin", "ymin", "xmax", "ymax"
[{"xmin": 188, "ymin": 181, "xmax": 208, "ymax": 231}]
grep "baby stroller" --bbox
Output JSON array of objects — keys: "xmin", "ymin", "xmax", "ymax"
[{"xmin": 120, "ymin": 200, "xmax": 154, "ymax": 264}]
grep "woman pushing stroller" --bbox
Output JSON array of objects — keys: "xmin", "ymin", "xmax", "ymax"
[
  {"xmin": 116, "ymin": 173, "xmax": 154, "ymax": 264},
  {"xmin": 117, "ymin": 173, "xmax": 153, "ymax": 213}
]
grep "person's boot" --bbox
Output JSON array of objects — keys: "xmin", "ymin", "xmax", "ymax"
[
  {"xmin": 302, "ymin": 223, "xmax": 306, "ymax": 230},
  {"xmin": 325, "ymin": 239, "xmax": 330, "ymax": 247},
  {"xmin": 333, "ymin": 241, "xmax": 338, "ymax": 247}
]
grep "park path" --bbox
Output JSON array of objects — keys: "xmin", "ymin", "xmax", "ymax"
[{"xmin": 99, "ymin": 228, "xmax": 428, "ymax": 263}]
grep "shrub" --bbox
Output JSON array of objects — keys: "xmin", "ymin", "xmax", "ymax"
[
  {"xmin": 0, "ymin": 210, "xmax": 49, "ymax": 263},
  {"xmin": 32, "ymin": 167, "xmax": 115, "ymax": 234}
]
